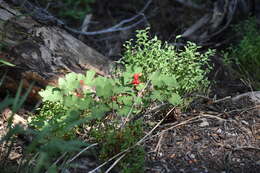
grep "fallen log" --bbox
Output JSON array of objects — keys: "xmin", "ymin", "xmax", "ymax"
[{"xmin": 0, "ymin": 1, "xmax": 113, "ymax": 102}]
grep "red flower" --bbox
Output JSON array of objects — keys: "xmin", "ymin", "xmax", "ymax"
[
  {"xmin": 80, "ymin": 80, "xmax": 84, "ymax": 85},
  {"xmin": 74, "ymin": 92, "xmax": 84, "ymax": 98},
  {"xmin": 132, "ymin": 73, "xmax": 141, "ymax": 86}
]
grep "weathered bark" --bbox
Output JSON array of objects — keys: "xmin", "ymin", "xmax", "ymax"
[
  {"xmin": 181, "ymin": 0, "xmax": 255, "ymax": 45},
  {"xmin": 0, "ymin": 1, "xmax": 113, "ymax": 101}
]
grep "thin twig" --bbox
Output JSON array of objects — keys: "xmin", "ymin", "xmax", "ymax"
[
  {"xmin": 46, "ymin": 152, "xmax": 67, "ymax": 173},
  {"xmin": 154, "ymin": 131, "xmax": 165, "ymax": 153},
  {"xmin": 131, "ymin": 103, "xmax": 169, "ymax": 122},
  {"xmin": 232, "ymin": 146, "xmax": 260, "ymax": 152},
  {"xmin": 174, "ymin": 0, "xmax": 206, "ymax": 10},
  {"xmin": 104, "ymin": 153, "xmax": 127, "ymax": 173},
  {"xmin": 213, "ymin": 96, "xmax": 232, "ymax": 103},
  {"xmin": 10, "ymin": 0, "xmax": 152, "ymax": 36},
  {"xmin": 67, "ymin": 143, "xmax": 98, "ymax": 164},
  {"xmin": 62, "ymin": 0, "xmax": 152, "ymax": 36},
  {"xmin": 152, "ymin": 113, "xmax": 227, "ymax": 138},
  {"xmin": 121, "ymin": 80, "xmax": 151, "ymax": 128}
]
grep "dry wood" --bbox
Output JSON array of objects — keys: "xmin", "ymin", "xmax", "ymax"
[
  {"xmin": 181, "ymin": 0, "xmax": 255, "ymax": 44},
  {"xmin": 0, "ymin": 1, "xmax": 113, "ymax": 101}
]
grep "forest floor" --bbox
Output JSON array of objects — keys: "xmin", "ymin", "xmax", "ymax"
[
  {"xmin": 1, "ymin": 72, "xmax": 259, "ymax": 173},
  {"xmin": 144, "ymin": 91, "xmax": 260, "ymax": 173},
  {"xmin": 1, "ymin": 1, "xmax": 260, "ymax": 173}
]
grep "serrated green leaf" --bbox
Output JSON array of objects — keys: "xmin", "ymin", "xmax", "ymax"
[
  {"xmin": 151, "ymin": 90, "xmax": 164, "ymax": 101},
  {"xmin": 150, "ymin": 71, "xmax": 164, "ymax": 87},
  {"xmin": 85, "ymin": 70, "xmax": 96, "ymax": 84},
  {"xmin": 162, "ymin": 75, "xmax": 178, "ymax": 88},
  {"xmin": 78, "ymin": 98, "xmax": 91, "ymax": 110},
  {"xmin": 77, "ymin": 73, "xmax": 85, "ymax": 81},
  {"xmin": 59, "ymin": 73, "xmax": 80, "ymax": 93},
  {"xmin": 168, "ymin": 93, "xmax": 182, "ymax": 105},
  {"xmin": 109, "ymin": 102, "xmax": 119, "ymax": 110},
  {"xmin": 39, "ymin": 86, "xmax": 63, "ymax": 102},
  {"xmin": 135, "ymin": 97, "xmax": 142, "ymax": 104},
  {"xmin": 122, "ymin": 96, "xmax": 133, "ymax": 105},
  {"xmin": 91, "ymin": 105, "xmax": 109, "ymax": 119},
  {"xmin": 95, "ymin": 77, "xmax": 113, "ymax": 99},
  {"xmin": 117, "ymin": 106, "xmax": 131, "ymax": 116},
  {"xmin": 58, "ymin": 78, "xmax": 66, "ymax": 87},
  {"xmin": 136, "ymin": 83, "xmax": 146, "ymax": 91},
  {"xmin": 63, "ymin": 95, "xmax": 79, "ymax": 108},
  {"xmin": 133, "ymin": 66, "xmax": 143, "ymax": 73}
]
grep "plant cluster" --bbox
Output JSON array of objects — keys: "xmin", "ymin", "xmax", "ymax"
[
  {"xmin": 90, "ymin": 120, "xmax": 145, "ymax": 173},
  {"xmin": 39, "ymin": 0, "xmax": 95, "ymax": 21},
  {"xmin": 34, "ymin": 61, "xmax": 182, "ymax": 172},
  {"xmin": 1, "ymin": 28, "xmax": 214, "ymax": 173},
  {"xmin": 226, "ymin": 18, "xmax": 260, "ymax": 89},
  {"xmin": 38, "ymin": 67, "xmax": 182, "ymax": 131},
  {"xmin": 59, "ymin": 0, "xmax": 95, "ymax": 20},
  {"xmin": 122, "ymin": 28, "xmax": 214, "ymax": 95},
  {"xmin": 29, "ymin": 101, "xmax": 76, "ymax": 139}
]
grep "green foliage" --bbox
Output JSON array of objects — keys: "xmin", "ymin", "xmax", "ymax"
[
  {"xmin": 0, "ymin": 59, "xmax": 15, "ymax": 67},
  {"xmin": 0, "ymin": 80, "xmax": 88, "ymax": 173},
  {"xmin": 1, "ymin": 27, "xmax": 216, "ymax": 172},
  {"xmin": 34, "ymin": 67, "xmax": 181, "ymax": 172},
  {"xmin": 122, "ymin": 28, "xmax": 214, "ymax": 95},
  {"xmin": 39, "ymin": 68, "xmax": 182, "ymax": 121},
  {"xmin": 59, "ymin": 0, "xmax": 95, "ymax": 20},
  {"xmin": 90, "ymin": 120, "xmax": 145, "ymax": 173},
  {"xmin": 41, "ymin": 0, "xmax": 95, "ymax": 21},
  {"xmin": 28, "ymin": 101, "xmax": 77, "ymax": 139},
  {"xmin": 227, "ymin": 18, "xmax": 260, "ymax": 89}
]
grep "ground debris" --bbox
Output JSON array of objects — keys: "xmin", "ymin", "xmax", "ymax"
[{"xmin": 144, "ymin": 96, "xmax": 260, "ymax": 173}]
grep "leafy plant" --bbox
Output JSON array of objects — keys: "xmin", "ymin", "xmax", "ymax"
[
  {"xmin": 90, "ymin": 120, "xmax": 145, "ymax": 173},
  {"xmin": 39, "ymin": 68, "xmax": 182, "ymax": 122},
  {"xmin": 0, "ymin": 80, "xmax": 88, "ymax": 172},
  {"xmin": 40, "ymin": 0, "xmax": 95, "ymax": 21},
  {"xmin": 227, "ymin": 18, "xmax": 260, "ymax": 89},
  {"xmin": 22, "ymin": 27, "xmax": 216, "ymax": 173},
  {"xmin": 59, "ymin": 0, "xmax": 95, "ymax": 20},
  {"xmin": 122, "ymin": 28, "xmax": 215, "ymax": 95}
]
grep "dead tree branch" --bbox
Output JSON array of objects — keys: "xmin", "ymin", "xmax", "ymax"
[{"xmin": 9, "ymin": 0, "xmax": 152, "ymax": 36}]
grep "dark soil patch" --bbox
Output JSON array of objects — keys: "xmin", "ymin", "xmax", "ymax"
[{"xmin": 144, "ymin": 98, "xmax": 260, "ymax": 173}]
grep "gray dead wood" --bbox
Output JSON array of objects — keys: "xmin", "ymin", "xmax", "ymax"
[
  {"xmin": 0, "ymin": 1, "xmax": 113, "ymax": 101},
  {"xmin": 232, "ymin": 91, "xmax": 260, "ymax": 104},
  {"xmin": 181, "ymin": 0, "xmax": 255, "ymax": 45},
  {"xmin": 0, "ymin": 1, "xmax": 113, "ymax": 77}
]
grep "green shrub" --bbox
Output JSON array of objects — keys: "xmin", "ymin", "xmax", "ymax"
[
  {"xmin": 40, "ymin": 0, "xmax": 95, "ymax": 21},
  {"xmin": 28, "ymin": 101, "xmax": 79, "ymax": 139},
  {"xmin": 122, "ymin": 28, "xmax": 215, "ymax": 95},
  {"xmin": 39, "ymin": 68, "xmax": 182, "ymax": 120},
  {"xmin": 90, "ymin": 120, "xmax": 145, "ymax": 173},
  {"xmin": 227, "ymin": 18, "xmax": 260, "ymax": 89},
  {"xmin": 58, "ymin": 0, "xmax": 95, "ymax": 20},
  {"xmin": 35, "ymin": 68, "xmax": 181, "ymax": 172},
  {"xmin": 27, "ymin": 28, "xmax": 216, "ymax": 172}
]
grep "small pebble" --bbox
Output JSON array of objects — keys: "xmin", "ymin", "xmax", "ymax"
[
  {"xmin": 190, "ymin": 154, "xmax": 196, "ymax": 159},
  {"xmin": 216, "ymin": 128, "xmax": 222, "ymax": 134},
  {"xmin": 199, "ymin": 118, "xmax": 209, "ymax": 127}
]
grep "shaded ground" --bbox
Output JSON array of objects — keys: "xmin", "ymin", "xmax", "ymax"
[
  {"xmin": 1, "ymin": 85, "xmax": 259, "ymax": 173},
  {"xmin": 1, "ymin": 1, "xmax": 260, "ymax": 173},
  {"xmin": 144, "ymin": 97, "xmax": 260, "ymax": 173}
]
